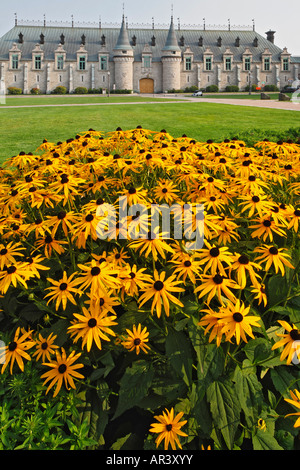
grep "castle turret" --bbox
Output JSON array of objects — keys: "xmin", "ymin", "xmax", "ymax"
[
  {"xmin": 113, "ymin": 15, "xmax": 134, "ymax": 91},
  {"xmin": 161, "ymin": 16, "xmax": 181, "ymax": 92}
]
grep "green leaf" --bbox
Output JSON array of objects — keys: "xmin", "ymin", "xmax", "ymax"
[
  {"xmin": 234, "ymin": 362, "xmax": 264, "ymax": 427},
  {"xmin": 165, "ymin": 329, "xmax": 193, "ymax": 387},
  {"xmin": 206, "ymin": 378, "xmax": 241, "ymax": 449},
  {"xmin": 252, "ymin": 429, "xmax": 283, "ymax": 450},
  {"xmin": 113, "ymin": 360, "xmax": 154, "ymax": 419}
]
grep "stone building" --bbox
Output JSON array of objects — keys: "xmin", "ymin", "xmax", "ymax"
[{"xmin": 0, "ymin": 15, "xmax": 298, "ymax": 94}]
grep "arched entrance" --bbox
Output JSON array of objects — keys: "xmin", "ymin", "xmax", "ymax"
[{"xmin": 139, "ymin": 78, "xmax": 154, "ymax": 94}]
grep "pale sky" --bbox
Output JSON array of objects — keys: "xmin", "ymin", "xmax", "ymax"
[{"xmin": 0, "ymin": 0, "xmax": 299, "ymax": 55}]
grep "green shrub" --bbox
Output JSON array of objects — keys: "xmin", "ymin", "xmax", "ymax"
[
  {"xmin": 73, "ymin": 87, "xmax": 88, "ymax": 94},
  {"xmin": 205, "ymin": 85, "xmax": 219, "ymax": 93},
  {"xmin": 225, "ymin": 85, "xmax": 239, "ymax": 92},
  {"xmin": 244, "ymin": 84, "xmax": 258, "ymax": 92},
  {"xmin": 184, "ymin": 85, "xmax": 198, "ymax": 93},
  {"xmin": 51, "ymin": 86, "xmax": 67, "ymax": 95},
  {"xmin": 88, "ymin": 88, "xmax": 103, "ymax": 94},
  {"xmin": 263, "ymin": 84, "xmax": 279, "ymax": 92},
  {"xmin": 7, "ymin": 87, "xmax": 22, "ymax": 95},
  {"xmin": 110, "ymin": 89, "xmax": 132, "ymax": 94},
  {"xmin": 30, "ymin": 88, "xmax": 42, "ymax": 95}
]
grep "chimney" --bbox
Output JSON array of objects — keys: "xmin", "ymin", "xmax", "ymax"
[{"xmin": 266, "ymin": 30, "xmax": 275, "ymax": 44}]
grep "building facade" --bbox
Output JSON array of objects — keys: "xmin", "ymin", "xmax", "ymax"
[{"xmin": 0, "ymin": 15, "xmax": 299, "ymax": 94}]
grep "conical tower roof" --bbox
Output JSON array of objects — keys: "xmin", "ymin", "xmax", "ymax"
[
  {"xmin": 162, "ymin": 16, "xmax": 180, "ymax": 51},
  {"xmin": 114, "ymin": 15, "xmax": 132, "ymax": 50}
]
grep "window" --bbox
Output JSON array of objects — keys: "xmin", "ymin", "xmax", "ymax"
[
  {"xmin": 57, "ymin": 55, "xmax": 64, "ymax": 70},
  {"xmin": 79, "ymin": 56, "xmax": 86, "ymax": 70},
  {"xmin": 244, "ymin": 57, "xmax": 251, "ymax": 71},
  {"xmin": 11, "ymin": 54, "xmax": 19, "ymax": 70},
  {"xmin": 100, "ymin": 56, "xmax": 107, "ymax": 70},
  {"xmin": 59, "ymin": 75, "xmax": 62, "ymax": 83},
  {"xmin": 35, "ymin": 55, "xmax": 42, "ymax": 70},
  {"xmin": 143, "ymin": 55, "xmax": 151, "ymax": 68},
  {"xmin": 264, "ymin": 57, "xmax": 270, "ymax": 71},
  {"xmin": 225, "ymin": 57, "xmax": 232, "ymax": 71},
  {"xmin": 205, "ymin": 57, "xmax": 212, "ymax": 71},
  {"xmin": 283, "ymin": 58, "xmax": 289, "ymax": 71},
  {"xmin": 185, "ymin": 57, "xmax": 192, "ymax": 71}
]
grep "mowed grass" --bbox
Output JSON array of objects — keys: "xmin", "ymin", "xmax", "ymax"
[
  {"xmin": 0, "ymin": 94, "xmax": 179, "ymax": 107},
  {"xmin": 0, "ymin": 100, "xmax": 299, "ymax": 162}
]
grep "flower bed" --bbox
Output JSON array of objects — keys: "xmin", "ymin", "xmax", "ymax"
[{"xmin": 0, "ymin": 127, "xmax": 299, "ymax": 450}]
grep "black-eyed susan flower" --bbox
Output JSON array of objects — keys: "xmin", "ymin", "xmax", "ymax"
[
  {"xmin": 249, "ymin": 216, "xmax": 286, "ymax": 242},
  {"xmin": 194, "ymin": 273, "xmax": 238, "ymax": 305},
  {"xmin": 287, "ymin": 207, "xmax": 300, "ymax": 232},
  {"xmin": 32, "ymin": 332, "xmax": 58, "ymax": 362},
  {"xmin": 149, "ymin": 408, "xmax": 188, "ymax": 450},
  {"xmin": 153, "ymin": 179, "xmax": 179, "ymax": 204},
  {"xmin": 41, "ymin": 348, "xmax": 84, "ymax": 397},
  {"xmin": 170, "ymin": 255, "xmax": 202, "ymax": 284},
  {"xmin": 284, "ymin": 389, "xmax": 300, "ymax": 427},
  {"xmin": 0, "ymin": 327, "xmax": 35, "ymax": 374},
  {"xmin": 216, "ymin": 300, "xmax": 261, "ymax": 345},
  {"xmin": 34, "ymin": 234, "xmax": 67, "ymax": 258},
  {"xmin": 139, "ymin": 270, "xmax": 184, "ymax": 318},
  {"xmin": 0, "ymin": 262, "xmax": 34, "ymax": 294},
  {"xmin": 119, "ymin": 264, "xmax": 152, "ymax": 300},
  {"xmin": 44, "ymin": 271, "xmax": 82, "ymax": 311},
  {"xmin": 23, "ymin": 254, "xmax": 50, "ymax": 279},
  {"xmin": 195, "ymin": 241, "xmax": 233, "ymax": 276},
  {"xmin": 121, "ymin": 323, "xmax": 150, "ymax": 355},
  {"xmin": 45, "ymin": 210, "xmax": 79, "ymax": 237},
  {"xmin": 0, "ymin": 241, "xmax": 25, "ymax": 270},
  {"xmin": 68, "ymin": 305, "xmax": 117, "ymax": 352},
  {"xmin": 128, "ymin": 230, "xmax": 175, "ymax": 261},
  {"xmin": 238, "ymin": 193, "xmax": 274, "ymax": 218},
  {"xmin": 74, "ymin": 259, "xmax": 121, "ymax": 296},
  {"xmin": 253, "ymin": 245, "xmax": 294, "ymax": 276},
  {"xmin": 251, "ymin": 283, "xmax": 268, "ymax": 307},
  {"xmin": 271, "ymin": 320, "xmax": 300, "ymax": 365},
  {"xmin": 229, "ymin": 253, "xmax": 262, "ymax": 289},
  {"xmin": 198, "ymin": 308, "xmax": 225, "ymax": 346}
]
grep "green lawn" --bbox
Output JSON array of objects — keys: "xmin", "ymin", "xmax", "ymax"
[
  {"xmin": 0, "ymin": 94, "xmax": 178, "ymax": 107},
  {"xmin": 0, "ymin": 100, "xmax": 299, "ymax": 163}
]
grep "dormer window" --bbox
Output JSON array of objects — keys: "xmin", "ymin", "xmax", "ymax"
[
  {"xmin": 100, "ymin": 56, "xmax": 107, "ymax": 70},
  {"xmin": 225, "ymin": 57, "xmax": 232, "ymax": 71},
  {"xmin": 143, "ymin": 55, "xmax": 151, "ymax": 68},
  {"xmin": 282, "ymin": 57, "xmax": 289, "ymax": 71},
  {"xmin": 264, "ymin": 57, "xmax": 270, "ymax": 71},
  {"xmin": 79, "ymin": 56, "xmax": 86, "ymax": 70},
  {"xmin": 205, "ymin": 56, "xmax": 212, "ymax": 71},
  {"xmin": 57, "ymin": 55, "xmax": 64, "ymax": 70},
  {"xmin": 244, "ymin": 57, "xmax": 251, "ymax": 71},
  {"xmin": 35, "ymin": 55, "xmax": 42, "ymax": 70},
  {"xmin": 185, "ymin": 57, "xmax": 192, "ymax": 71},
  {"xmin": 11, "ymin": 54, "xmax": 19, "ymax": 69}
]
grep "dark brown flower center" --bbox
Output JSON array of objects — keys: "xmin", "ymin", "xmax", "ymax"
[
  {"xmin": 269, "ymin": 246, "xmax": 278, "ymax": 255},
  {"xmin": 166, "ymin": 424, "xmax": 173, "ymax": 431},
  {"xmin": 290, "ymin": 329, "xmax": 300, "ymax": 341},
  {"xmin": 8, "ymin": 341, "xmax": 17, "ymax": 351},
  {"xmin": 233, "ymin": 312, "xmax": 243, "ymax": 322},
  {"xmin": 238, "ymin": 255, "xmax": 249, "ymax": 265},
  {"xmin": 134, "ymin": 338, "xmax": 141, "ymax": 345},
  {"xmin": 58, "ymin": 364, "xmax": 67, "ymax": 374},
  {"xmin": 91, "ymin": 266, "xmax": 101, "ymax": 276},
  {"xmin": 59, "ymin": 282, "xmax": 68, "ymax": 291},
  {"xmin": 213, "ymin": 274, "xmax": 223, "ymax": 285},
  {"xmin": 210, "ymin": 247, "xmax": 220, "ymax": 257},
  {"xmin": 184, "ymin": 260, "xmax": 192, "ymax": 267},
  {"xmin": 88, "ymin": 318, "xmax": 97, "ymax": 328},
  {"xmin": 154, "ymin": 280, "xmax": 164, "ymax": 291}
]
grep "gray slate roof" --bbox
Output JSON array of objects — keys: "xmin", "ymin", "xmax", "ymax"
[{"xmin": 0, "ymin": 23, "xmax": 287, "ymax": 63}]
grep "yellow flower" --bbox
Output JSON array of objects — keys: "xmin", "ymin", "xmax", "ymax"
[
  {"xmin": 149, "ymin": 408, "xmax": 188, "ymax": 450},
  {"xmin": 0, "ymin": 327, "xmax": 35, "ymax": 374},
  {"xmin": 139, "ymin": 270, "xmax": 184, "ymax": 318},
  {"xmin": 121, "ymin": 324, "xmax": 150, "ymax": 355},
  {"xmin": 44, "ymin": 271, "xmax": 82, "ymax": 311},
  {"xmin": 32, "ymin": 332, "xmax": 59, "ymax": 362},
  {"xmin": 41, "ymin": 348, "xmax": 84, "ymax": 397},
  {"xmin": 284, "ymin": 389, "xmax": 300, "ymax": 427},
  {"xmin": 68, "ymin": 305, "xmax": 117, "ymax": 352},
  {"xmin": 271, "ymin": 320, "xmax": 300, "ymax": 365}
]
